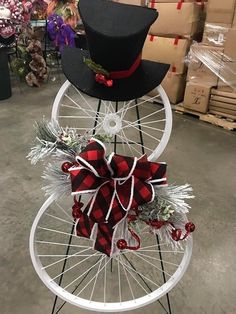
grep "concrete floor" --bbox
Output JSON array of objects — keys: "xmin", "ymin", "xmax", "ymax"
[{"xmin": 0, "ymin": 76, "xmax": 236, "ymax": 314}]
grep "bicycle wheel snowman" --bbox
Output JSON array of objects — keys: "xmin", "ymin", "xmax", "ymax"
[{"xmin": 29, "ymin": 0, "xmax": 195, "ymax": 312}]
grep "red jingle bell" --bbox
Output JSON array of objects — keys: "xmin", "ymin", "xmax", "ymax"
[
  {"xmin": 61, "ymin": 161, "xmax": 73, "ymax": 173},
  {"xmin": 117, "ymin": 239, "xmax": 127, "ymax": 250},
  {"xmin": 185, "ymin": 222, "xmax": 195, "ymax": 233},
  {"xmin": 171, "ymin": 228, "xmax": 182, "ymax": 241}
]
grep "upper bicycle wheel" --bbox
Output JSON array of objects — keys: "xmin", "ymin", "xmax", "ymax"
[{"xmin": 51, "ymin": 80, "xmax": 172, "ymax": 161}]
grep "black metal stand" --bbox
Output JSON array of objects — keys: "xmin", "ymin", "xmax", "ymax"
[
  {"xmin": 51, "ymin": 99, "xmax": 172, "ymax": 314},
  {"xmin": 0, "ymin": 48, "xmax": 12, "ymax": 100}
]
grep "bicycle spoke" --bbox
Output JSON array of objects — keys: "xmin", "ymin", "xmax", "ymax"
[
  {"xmin": 55, "ymin": 202, "xmax": 74, "ymax": 222},
  {"xmin": 120, "ymin": 130, "xmax": 154, "ymax": 153},
  {"xmin": 65, "ymin": 94, "xmax": 103, "ymax": 119},
  {"xmin": 118, "ymin": 255, "xmax": 152, "ymax": 293},
  {"xmin": 42, "ymin": 247, "xmax": 92, "ymax": 270},
  {"xmin": 45, "ymin": 213, "xmax": 74, "ymax": 226},
  {"xmin": 122, "ymin": 108, "xmax": 165, "ymax": 129},
  {"xmin": 136, "ymin": 252, "xmax": 180, "ymax": 267},
  {"xmin": 122, "ymin": 120, "xmax": 161, "ymax": 142},
  {"xmin": 118, "ymin": 99, "xmax": 134, "ymax": 119},
  {"xmin": 117, "ymin": 131, "xmax": 135, "ymax": 156},
  {"xmin": 117, "ymin": 257, "xmax": 122, "ymax": 303},
  {"xmin": 138, "ymin": 249, "xmax": 185, "ymax": 254},
  {"xmin": 37, "ymin": 226, "xmax": 78, "ymax": 238},
  {"xmin": 117, "ymin": 95, "xmax": 160, "ymax": 117},
  {"xmin": 116, "ymin": 132, "xmax": 143, "ymax": 156},
  {"xmin": 51, "ymin": 251, "xmax": 100, "ymax": 282},
  {"xmin": 131, "ymin": 251, "xmax": 172, "ymax": 277},
  {"xmin": 36, "ymin": 240, "xmax": 89, "ymax": 249},
  {"xmin": 76, "ymin": 257, "xmax": 111, "ymax": 296},
  {"xmin": 139, "ymin": 243, "xmax": 171, "ymax": 250},
  {"xmin": 136, "ymin": 119, "xmax": 166, "ymax": 126},
  {"xmin": 63, "ymin": 255, "xmax": 104, "ymax": 290},
  {"xmin": 89, "ymin": 256, "xmax": 105, "ymax": 301},
  {"xmin": 103, "ymin": 256, "xmax": 107, "ymax": 303},
  {"xmin": 120, "ymin": 256, "xmax": 135, "ymax": 300}
]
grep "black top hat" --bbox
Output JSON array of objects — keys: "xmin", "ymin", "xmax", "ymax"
[{"xmin": 62, "ymin": 0, "xmax": 169, "ymax": 101}]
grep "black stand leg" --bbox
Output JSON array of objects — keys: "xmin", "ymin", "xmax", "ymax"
[
  {"xmin": 51, "ymin": 99, "xmax": 102, "ymax": 313},
  {"xmin": 51, "ymin": 223, "xmax": 75, "ymax": 314},
  {"xmin": 0, "ymin": 48, "xmax": 12, "ymax": 100}
]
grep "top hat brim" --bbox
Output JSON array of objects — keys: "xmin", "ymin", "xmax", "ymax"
[{"xmin": 62, "ymin": 47, "xmax": 170, "ymax": 101}]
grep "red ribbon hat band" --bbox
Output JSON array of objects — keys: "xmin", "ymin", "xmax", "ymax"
[
  {"xmin": 86, "ymin": 53, "xmax": 142, "ymax": 87},
  {"xmin": 68, "ymin": 138, "xmax": 167, "ymax": 256},
  {"xmin": 109, "ymin": 53, "xmax": 142, "ymax": 79}
]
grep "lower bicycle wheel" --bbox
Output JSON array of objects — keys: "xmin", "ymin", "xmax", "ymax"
[
  {"xmin": 51, "ymin": 80, "xmax": 172, "ymax": 161},
  {"xmin": 30, "ymin": 195, "xmax": 193, "ymax": 312}
]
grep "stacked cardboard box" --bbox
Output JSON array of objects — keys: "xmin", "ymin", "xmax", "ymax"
[
  {"xmin": 217, "ymin": 28, "xmax": 236, "ymax": 91},
  {"xmin": 209, "ymin": 88, "xmax": 236, "ymax": 119},
  {"xmin": 184, "ymin": 0, "xmax": 236, "ymax": 115},
  {"xmin": 142, "ymin": 1, "xmax": 205, "ymax": 104},
  {"xmin": 183, "ymin": 43, "xmax": 224, "ymax": 112}
]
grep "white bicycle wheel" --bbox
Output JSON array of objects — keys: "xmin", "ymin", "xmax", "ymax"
[
  {"xmin": 30, "ymin": 195, "xmax": 193, "ymax": 312},
  {"xmin": 51, "ymin": 80, "xmax": 172, "ymax": 161}
]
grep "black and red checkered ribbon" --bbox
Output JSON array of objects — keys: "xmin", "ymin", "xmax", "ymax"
[{"xmin": 69, "ymin": 138, "xmax": 167, "ymax": 256}]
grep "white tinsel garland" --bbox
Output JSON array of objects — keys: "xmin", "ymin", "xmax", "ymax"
[
  {"xmin": 27, "ymin": 119, "xmax": 88, "ymax": 165},
  {"xmin": 155, "ymin": 184, "xmax": 195, "ymax": 213},
  {"xmin": 42, "ymin": 162, "xmax": 71, "ymax": 198}
]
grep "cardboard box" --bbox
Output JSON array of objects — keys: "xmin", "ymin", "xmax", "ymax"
[
  {"xmin": 217, "ymin": 61, "xmax": 236, "ymax": 90},
  {"xmin": 210, "ymin": 91, "xmax": 236, "ymax": 116},
  {"xmin": 114, "ymin": 0, "xmax": 145, "ymax": 5},
  {"xmin": 202, "ymin": 23, "xmax": 231, "ymax": 46},
  {"xmin": 187, "ymin": 44, "xmax": 224, "ymax": 85},
  {"xmin": 209, "ymin": 104, "xmax": 236, "ymax": 119},
  {"xmin": 209, "ymin": 107, "xmax": 236, "ymax": 119},
  {"xmin": 143, "ymin": 35, "xmax": 191, "ymax": 74},
  {"xmin": 148, "ymin": 2, "xmax": 202, "ymax": 37},
  {"xmin": 206, "ymin": 0, "xmax": 236, "ymax": 24},
  {"xmin": 149, "ymin": 71, "xmax": 186, "ymax": 104},
  {"xmin": 224, "ymin": 29, "xmax": 236, "ymax": 60},
  {"xmin": 217, "ymin": 85, "xmax": 236, "ymax": 92},
  {"xmin": 183, "ymin": 82, "xmax": 211, "ymax": 113},
  {"xmin": 210, "ymin": 102, "xmax": 236, "ymax": 110},
  {"xmin": 233, "ymin": 8, "xmax": 236, "ymax": 27},
  {"xmin": 211, "ymin": 95, "xmax": 236, "ymax": 104},
  {"xmin": 212, "ymin": 87, "xmax": 236, "ymax": 98}
]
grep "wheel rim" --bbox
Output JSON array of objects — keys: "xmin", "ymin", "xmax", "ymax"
[
  {"xmin": 51, "ymin": 80, "xmax": 172, "ymax": 161},
  {"xmin": 30, "ymin": 195, "xmax": 193, "ymax": 312}
]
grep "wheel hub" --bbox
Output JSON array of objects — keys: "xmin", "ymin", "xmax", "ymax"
[{"xmin": 102, "ymin": 113, "xmax": 122, "ymax": 135}]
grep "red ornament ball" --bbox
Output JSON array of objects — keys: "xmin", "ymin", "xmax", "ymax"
[
  {"xmin": 106, "ymin": 79, "xmax": 113, "ymax": 87},
  {"xmin": 185, "ymin": 222, "xmax": 195, "ymax": 233},
  {"xmin": 72, "ymin": 202, "xmax": 84, "ymax": 219},
  {"xmin": 117, "ymin": 239, "xmax": 127, "ymax": 250},
  {"xmin": 61, "ymin": 161, "xmax": 73, "ymax": 173},
  {"xmin": 171, "ymin": 229, "xmax": 182, "ymax": 241}
]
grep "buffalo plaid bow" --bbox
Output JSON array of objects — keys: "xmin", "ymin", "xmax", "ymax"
[{"xmin": 69, "ymin": 138, "xmax": 167, "ymax": 256}]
